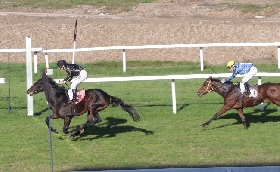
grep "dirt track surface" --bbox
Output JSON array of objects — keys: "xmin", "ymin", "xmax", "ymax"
[{"xmin": 1, "ymin": 0, "xmax": 280, "ymax": 65}]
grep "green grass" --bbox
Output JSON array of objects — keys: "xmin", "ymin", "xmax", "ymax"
[
  {"xmin": 229, "ymin": 3, "xmax": 280, "ymax": 13},
  {"xmin": 0, "ymin": 0, "xmax": 157, "ymax": 13},
  {"xmin": 1, "ymin": 61, "xmax": 280, "ymax": 171}
]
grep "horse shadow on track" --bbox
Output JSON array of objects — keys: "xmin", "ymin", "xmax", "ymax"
[
  {"xmin": 207, "ymin": 102, "xmax": 280, "ymax": 129},
  {"xmin": 135, "ymin": 103, "xmax": 190, "ymax": 113},
  {"xmin": 34, "ymin": 107, "xmax": 49, "ymax": 116},
  {"xmin": 69, "ymin": 117, "xmax": 154, "ymax": 141}
]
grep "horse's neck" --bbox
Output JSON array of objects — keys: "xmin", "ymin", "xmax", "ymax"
[
  {"xmin": 48, "ymin": 83, "xmax": 68, "ymax": 101},
  {"xmin": 215, "ymin": 83, "xmax": 233, "ymax": 97}
]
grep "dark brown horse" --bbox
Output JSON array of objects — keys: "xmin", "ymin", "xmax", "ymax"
[
  {"xmin": 27, "ymin": 76, "xmax": 140, "ymax": 139},
  {"xmin": 197, "ymin": 76, "xmax": 280, "ymax": 129}
]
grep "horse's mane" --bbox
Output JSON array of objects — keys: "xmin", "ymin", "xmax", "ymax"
[
  {"xmin": 211, "ymin": 77, "xmax": 236, "ymax": 87},
  {"xmin": 211, "ymin": 77, "xmax": 221, "ymax": 82},
  {"xmin": 47, "ymin": 77, "xmax": 67, "ymax": 92}
]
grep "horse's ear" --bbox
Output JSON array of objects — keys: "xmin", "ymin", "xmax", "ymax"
[{"xmin": 209, "ymin": 76, "xmax": 212, "ymax": 80}]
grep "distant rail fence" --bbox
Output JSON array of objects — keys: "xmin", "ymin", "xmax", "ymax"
[
  {"xmin": 43, "ymin": 42, "xmax": 280, "ymax": 72},
  {"xmin": 2, "ymin": 39, "xmax": 280, "ymax": 116}
]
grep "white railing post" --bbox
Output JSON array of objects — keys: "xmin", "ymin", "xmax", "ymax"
[
  {"xmin": 171, "ymin": 79, "xmax": 177, "ymax": 114},
  {"xmin": 122, "ymin": 49, "xmax": 126, "ymax": 73},
  {"xmin": 33, "ymin": 51, "xmax": 38, "ymax": 73},
  {"xmin": 200, "ymin": 47, "xmax": 204, "ymax": 71},
  {"xmin": 258, "ymin": 76, "xmax": 264, "ymax": 111},
  {"xmin": 26, "ymin": 36, "xmax": 33, "ymax": 116},
  {"xmin": 45, "ymin": 51, "xmax": 49, "ymax": 68},
  {"xmin": 278, "ymin": 46, "xmax": 280, "ymax": 69}
]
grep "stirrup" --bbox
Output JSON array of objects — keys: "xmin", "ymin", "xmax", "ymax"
[
  {"xmin": 68, "ymin": 99, "xmax": 76, "ymax": 104},
  {"xmin": 244, "ymin": 90, "xmax": 250, "ymax": 95}
]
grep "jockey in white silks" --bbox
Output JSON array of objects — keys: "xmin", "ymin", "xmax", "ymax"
[{"xmin": 57, "ymin": 60, "xmax": 88, "ymax": 103}]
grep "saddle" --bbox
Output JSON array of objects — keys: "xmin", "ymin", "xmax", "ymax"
[
  {"xmin": 75, "ymin": 89, "xmax": 85, "ymax": 104},
  {"xmin": 237, "ymin": 83, "xmax": 258, "ymax": 98},
  {"xmin": 67, "ymin": 89, "xmax": 85, "ymax": 104}
]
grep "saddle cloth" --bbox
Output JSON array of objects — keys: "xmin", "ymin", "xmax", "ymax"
[
  {"xmin": 237, "ymin": 83, "xmax": 258, "ymax": 98},
  {"xmin": 248, "ymin": 87, "xmax": 258, "ymax": 98},
  {"xmin": 68, "ymin": 89, "xmax": 85, "ymax": 104}
]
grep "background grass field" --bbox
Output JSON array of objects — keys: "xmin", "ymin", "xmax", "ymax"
[{"xmin": 1, "ymin": 61, "xmax": 280, "ymax": 172}]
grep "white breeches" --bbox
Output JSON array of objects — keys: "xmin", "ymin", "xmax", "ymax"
[
  {"xmin": 68, "ymin": 70, "xmax": 88, "ymax": 100},
  {"xmin": 240, "ymin": 66, "xmax": 258, "ymax": 92}
]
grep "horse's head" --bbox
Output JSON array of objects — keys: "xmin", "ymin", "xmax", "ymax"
[
  {"xmin": 27, "ymin": 78, "xmax": 44, "ymax": 96},
  {"xmin": 197, "ymin": 76, "xmax": 222, "ymax": 97}
]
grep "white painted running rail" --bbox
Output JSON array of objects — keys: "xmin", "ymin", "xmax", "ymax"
[
  {"xmin": 43, "ymin": 42, "xmax": 280, "ymax": 72},
  {"xmin": 55, "ymin": 72, "xmax": 280, "ymax": 114},
  {"xmin": 0, "ymin": 78, "xmax": 5, "ymax": 83}
]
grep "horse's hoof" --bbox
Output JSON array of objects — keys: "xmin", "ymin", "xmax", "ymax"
[
  {"xmin": 200, "ymin": 124, "xmax": 205, "ymax": 127},
  {"xmin": 52, "ymin": 129, "xmax": 59, "ymax": 134},
  {"xmin": 69, "ymin": 135, "xmax": 75, "ymax": 139},
  {"xmin": 69, "ymin": 128, "xmax": 77, "ymax": 133},
  {"xmin": 94, "ymin": 118, "xmax": 102, "ymax": 124}
]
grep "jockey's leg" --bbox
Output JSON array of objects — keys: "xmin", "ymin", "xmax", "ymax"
[
  {"xmin": 240, "ymin": 82, "xmax": 245, "ymax": 94},
  {"xmin": 68, "ymin": 89, "xmax": 73, "ymax": 102},
  {"xmin": 241, "ymin": 66, "xmax": 257, "ymax": 95},
  {"xmin": 69, "ymin": 79, "xmax": 79, "ymax": 103},
  {"xmin": 244, "ymin": 82, "xmax": 250, "ymax": 95},
  {"xmin": 72, "ymin": 89, "xmax": 77, "ymax": 102}
]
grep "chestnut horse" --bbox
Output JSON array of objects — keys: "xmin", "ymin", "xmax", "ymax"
[
  {"xmin": 27, "ymin": 76, "xmax": 140, "ymax": 139},
  {"xmin": 197, "ymin": 76, "xmax": 280, "ymax": 129}
]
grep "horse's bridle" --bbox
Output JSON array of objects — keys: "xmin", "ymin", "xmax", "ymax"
[
  {"xmin": 30, "ymin": 80, "xmax": 44, "ymax": 94},
  {"xmin": 203, "ymin": 80, "xmax": 219, "ymax": 93}
]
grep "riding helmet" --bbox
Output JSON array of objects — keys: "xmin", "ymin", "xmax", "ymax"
[
  {"xmin": 226, "ymin": 60, "xmax": 235, "ymax": 68},
  {"xmin": 57, "ymin": 60, "xmax": 67, "ymax": 68}
]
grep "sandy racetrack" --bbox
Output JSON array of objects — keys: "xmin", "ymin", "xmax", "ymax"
[{"xmin": 0, "ymin": 0, "xmax": 280, "ymax": 65}]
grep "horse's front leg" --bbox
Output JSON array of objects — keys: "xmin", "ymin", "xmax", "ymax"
[
  {"xmin": 236, "ymin": 109, "xmax": 247, "ymax": 129},
  {"xmin": 45, "ymin": 115, "xmax": 59, "ymax": 134},
  {"xmin": 200, "ymin": 105, "xmax": 232, "ymax": 127},
  {"xmin": 62, "ymin": 116, "xmax": 73, "ymax": 134}
]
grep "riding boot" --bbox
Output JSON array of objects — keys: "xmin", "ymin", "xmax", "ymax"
[
  {"xmin": 68, "ymin": 89, "xmax": 77, "ymax": 104},
  {"xmin": 244, "ymin": 82, "xmax": 250, "ymax": 95},
  {"xmin": 72, "ymin": 89, "xmax": 77, "ymax": 103}
]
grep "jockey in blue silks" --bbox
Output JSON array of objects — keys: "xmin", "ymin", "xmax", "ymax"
[{"xmin": 221, "ymin": 60, "xmax": 258, "ymax": 95}]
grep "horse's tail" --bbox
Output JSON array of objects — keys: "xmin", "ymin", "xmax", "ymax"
[{"xmin": 110, "ymin": 96, "xmax": 140, "ymax": 122}]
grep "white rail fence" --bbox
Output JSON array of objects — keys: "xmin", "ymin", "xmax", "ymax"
[
  {"xmin": 54, "ymin": 72, "xmax": 280, "ymax": 114},
  {"xmin": 0, "ymin": 36, "xmax": 42, "ymax": 115},
  {"xmin": 2, "ymin": 39, "xmax": 280, "ymax": 116},
  {"xmin": 0, "ymin": 78, "xmax": 5, "ymax": 84},
  {"xmin": 43, "ymin": 42, "xmax": 280, "ymax": 72}
]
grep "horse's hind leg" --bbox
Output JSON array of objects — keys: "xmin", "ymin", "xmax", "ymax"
[
  {"xmin": 91, "ymin": 102, "xmax": 108, "ymax": 123},
  {"xmin": 70, "ymin": 113, "xmax": 95, "ymax": 139},
  {"xmin": 236, "ymin": 109, "xmax": 247, "ymax": 129},
  {"xmin": 93, "ymin": 111, "xmax": 102, "ymax": 124}
]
